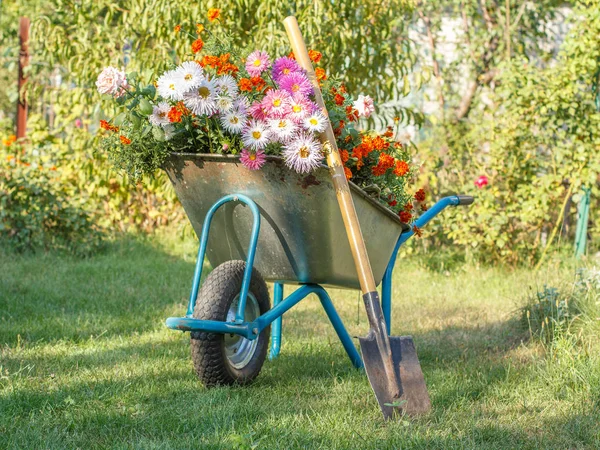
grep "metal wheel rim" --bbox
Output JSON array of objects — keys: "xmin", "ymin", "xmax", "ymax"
[{"xmin": 224, "ymin": 292, "xmax": 260, "ymax": 369}]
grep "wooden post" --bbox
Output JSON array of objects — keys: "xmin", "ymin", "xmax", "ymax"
[{"xmin": 17, "ymin": 17, "xmax": 30, "ymax": 139}]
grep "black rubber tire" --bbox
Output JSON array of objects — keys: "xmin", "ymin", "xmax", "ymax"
[{"xmin": 190, "ymin": 260, "xmax": 270, "ymax": 386}]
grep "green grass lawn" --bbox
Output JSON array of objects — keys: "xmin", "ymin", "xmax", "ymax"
[{"xmin": 1, "ymin": 234, "xmax": 599, "ymax": 449}]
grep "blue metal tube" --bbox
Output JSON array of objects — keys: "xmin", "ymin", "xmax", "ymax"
[
  {"xmin": 269, "ymin": 283, "xmax": 284, "ymax": 360},
  {"xmin": 315, "ymin": 288, "xmax": 363, "ymax": 369},
  {"xmin": 166, "ymin": 317, "xmax": 253, "ymax": 338},
  {"xmin": 381, "ymin": 195, "xmax": 464, "ymax": 334},
  {"xmin": 184, "ymin": 194, "xmax": 261, "ymax": 319}
]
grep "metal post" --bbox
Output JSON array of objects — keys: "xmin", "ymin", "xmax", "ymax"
[
  {"xmin": 17, "ymin": 17, "xmax": 30, "ymax": 139},
  {"xmin": 575, "ymin": 187, "xmax": 591, "ymax": 258},
  {"xmin": 269, "ymin": 283, "xmax": 284, "ymax": 360}
]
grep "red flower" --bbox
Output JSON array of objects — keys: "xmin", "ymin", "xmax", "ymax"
[
  {"xmin": 174, "ymin": 24, "xmax": 181, "ymax": 33},
  {"xmin": 100, "ymin": 120, "xmax": 118, "ymax": 133},
  {"xmin": 119, "ymin": 135, "xmax": 131, "ymax": 145},
  {"xmin": 344, "ymin": 166, "xmax": 352, "ymax": 179},
  {"xmin": 388, "ymin": 200, "xmax": 397, "ymax": 207},
  {"xmin": 412, "ymin": 225, "xmax": 422, "ymax": 237},
  {"xmin": 404, "ymin": 202, "xmax": 413, "ymax": 211},
  {"xmin": 399, "ymin": 211, "xmax": 412, "ymax": 223},
  {"xmin": 168, "ymin": 107, "xmax": 183, "ymax": 123},
  {"xmin": 414, "ymin": 188, "xmax": 426, "ymax": 202},
  {"xmin": 475, "ymin": 175, "xmax": 489, "ymax": 188},
  {"xmin": 334, "ymin": 93, "xmax": 345, "ymax": 106}
]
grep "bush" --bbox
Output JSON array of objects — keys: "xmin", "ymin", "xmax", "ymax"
[{"xmin": 0, "ymin": 142, "xmax": 103, "ymax": 255}]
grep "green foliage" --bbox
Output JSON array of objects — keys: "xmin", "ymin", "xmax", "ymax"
[
  {"xmin": 0, "ymin": 141, "xmax": 103, "ymax": 255},
  {"xmin": 522, "ymin": 267, "xmax": 600, "ymax": 346},
  {"xmin": 418, "ymin": 0, "xmax": 600, "ymax": 265}
]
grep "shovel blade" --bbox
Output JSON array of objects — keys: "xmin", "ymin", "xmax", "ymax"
[{"xmin": 359, "ymin": 335, "xmax": 431, "ymax": 419}]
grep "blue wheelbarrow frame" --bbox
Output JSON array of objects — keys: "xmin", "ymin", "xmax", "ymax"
[{"xmin": 166, "ymin": 193, "xmax": 473, "ymax": 368}]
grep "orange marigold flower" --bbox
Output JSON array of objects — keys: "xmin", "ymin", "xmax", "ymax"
[
  {"xmin": 168, "ymin": 106, "xmax": 183, "ymax": 123},
  {"xmin": 338, "ymin": 84, "xmax": 347, "ymax": 94},
  {"xmin": 372, "ymin": 136, "xmax": 389, "ymax": 151},
  {"xmin": 207, "ymin": 8, "xmax": 220, "ymax": 22},
  {"xmin": 100, "ymin": 120, "xmax": 118, "ymax": 133},
  {"xmin": 239, "ymin": 78, "xmax": 253, "ymax": 92},
  {"xmin": 250, "ymin": 76, "xmax": 266, "ymax": 91},
  {"xmin": 393, "ymin": 116, "xmax": 400, "ymax": 123},
  {"xmin": 288, "ymin": 51, "xmax": 296, "ymax": 60},
  {"xmin": 414, "ymin": 188, "xmax": 426, "ymax": 202},
  {"xmin": 394, "ymin": 160, "xmax": 409, "ymax": 177},
  {"xmin": 308, "ymin": 49, "xmax": 322, "ymax": 63},
  {"xmin": 3, "ymin": 135, "xmax": 17, "ymax": 146},
  {"xmin": 345, "ymin": 106, "xmax": 359, "ymax": 122},
  {"xmin": 384, "ymin": 126, "xmax": 394, "ymax": 138},
  {"xmin": 174, "ymin": 24, "xmax": 181, "ymax": 33},
  {"xmin": 412, "ymin": 225, "xmax": 423, "ymax": 237},
  {"xmin": 315, "ymin": 67, "xmax": 327, "ymax": 82},
  {"xmin": 196, "ymin": 23, "xmax": 205, "ymax": 34},
  {"xmin": 191, "ymin": 38, "xmax": 204, "ymax": 54},
  {"xmin": 119, "ymin": 135, "xmax": 132, "ymax": 145},
  {"xmin": 339, "ymin": 149, "xmax": 349, "ymax": 164},
  {"xmin": 344, "ymin": 166, "xmax": 352, "ymax": 179},
  {"xmin": 334, "ymin": 93, "xmax": 345, "ymax": 106},
  {"xmin": 372, "ymin": 153, "xmax": 395, "ymax": 176},
  {"xmin": 399, "ymin": 211, "xmax": 412, "ymax": 223},
  {"xmin": 404, "ymin": 202, "xmax": 413, "ymax": 211}
]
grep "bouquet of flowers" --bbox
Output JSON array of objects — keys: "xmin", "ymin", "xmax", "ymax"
[{"xmin": 96, "ymin": 9, "xmax": 427, "ymax": 223}]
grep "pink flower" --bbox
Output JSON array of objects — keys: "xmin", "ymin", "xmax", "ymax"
[
  {"xmin": 222, "ymin": 143, "xmax": 229, "ymax": 151},
  {"xmin": 475, "ymin": 175, "xmax": 489, "ymax": 188},
  {"xmin": 245, "ymin": 50, "xmax": 271, "ymax": 77},
  {"xmin": 249, "ymin": 102, "xmax": 269, "ymax": 121},
  {"xmin": 272, "ymin": 57, "xmax": 301, "ymax": 81},
  {"xmin": 96, "ymin": 66, "xmax": 129, "ymax": 97},
  {"xmin": 74, "ymin": 119, "xmax": 83, "ymax": 128},
  {"xmin": 353, "ymin": 94, "xmax": 375, "ymax": 118},
  {"xmin": 288, "ymin": 94, "xmax": 317, "ymax": 123},
  {"xmin": 261, "ymin": 89, "xmax": 291, "ymax": 119},
  {"xmin": 278, "ymin": 72, "xmax": 313, "ymax": 97},
  {"xmin": 240, "ymin": 148, "xmax": 266, "ymax": 170}
]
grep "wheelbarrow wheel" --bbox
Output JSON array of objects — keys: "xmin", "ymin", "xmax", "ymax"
[{"xmin": 190, "ymin": 260, "xmax": 270, "ymax": 386}]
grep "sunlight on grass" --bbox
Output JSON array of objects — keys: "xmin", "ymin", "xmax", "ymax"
[{"xmin": 1, "ymin": 235, "xmax": 599, "ymax": 449}]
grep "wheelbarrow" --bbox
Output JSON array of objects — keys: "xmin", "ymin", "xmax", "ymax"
[{"xmin": 164, "ymin": 152, "xmax": 474, "ymax": 413}]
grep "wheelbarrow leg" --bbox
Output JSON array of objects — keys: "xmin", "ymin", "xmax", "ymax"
[
  {"xmin": 269, "ymin": 282, "xmax": 284, "ymax": 360},
  {"xmin": 315, "ymin": 287, "xmax": 363, "ymax": 369}
]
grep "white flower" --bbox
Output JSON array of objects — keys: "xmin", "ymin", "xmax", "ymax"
[
  {"xmin": 157, "ymin": 70, "xmax": 186, "ymax": 101},
  {"xmin": 174, "ymin": 61, "xmax": 204, "ymax": 93},
  {"xmin": 303, "ymin": 111, "xmax": 328, "ymax": 133},
  {"xmin": 352, "ymin": 94, "xmax": 375, "ymax": 118},
  {"xmin": 164, "ymin": 124, "xmax": 176, "ymax": 141},
  {"xmin": 214, "ymin": 74, "xmax": 239, "ymax": 97},
  {"xmin": 96, "ymin": 66, "xmax": 129, "ymax": 97},
  {"xmin": 282, "ymin": 131, "xmax": 323, "ymax": 173},
  {"xmin": 268, "ymin": 118, "xmax": 297, "ymax": 142},
  {"xmin": 216, "ymin": 95, "xmax": 234, "ymax": 113},
  {"xmin": 221, "ymin": 111, "xmax": 245, "ymax": 134},
  {"xmin": 183, "ymin": 78, "xmax": 217, "ymax": 116},
  {"xmin": 148, "ymin": 101, "xmax": 171, "ymax": 126},
  {"xmin": 233, "ymin": 97, "xmax": 250, "ymax": 115},
  {"xmin": 242, "ymin": 120, "xmax": 271, "ymax": 150}
]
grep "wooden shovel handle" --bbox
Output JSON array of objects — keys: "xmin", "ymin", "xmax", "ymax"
[{"xmin": 283, "ymin": 16, "xmax": 377, "ymax": 294}]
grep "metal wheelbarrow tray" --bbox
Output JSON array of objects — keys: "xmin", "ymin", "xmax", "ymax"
[
  {"xmin": 164, "ymin": 152, "xmax": 473, "ymax": 409},
  {"xmin": 164, "ymin": 152, "xmax": 408, "ymax": 290}
]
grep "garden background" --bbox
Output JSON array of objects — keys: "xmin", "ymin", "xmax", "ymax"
[{"xmin": 1, "ymin": 1, "xmax": 600, "ymax": 448}]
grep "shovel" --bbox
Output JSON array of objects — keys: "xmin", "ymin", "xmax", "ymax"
[{"xmin": 283, "ymin": 17, "xmax": 431, "ymax": 419}]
